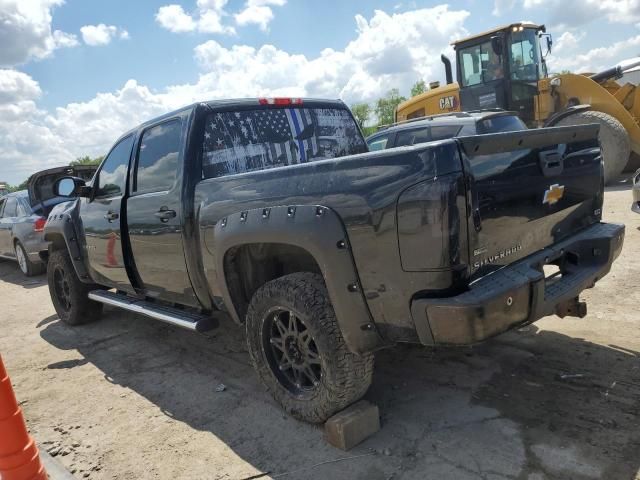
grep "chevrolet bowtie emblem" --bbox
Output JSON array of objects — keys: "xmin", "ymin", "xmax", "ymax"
[{"xmin": 543, "ymin": 184, "xmax": 565, "ymax": 205}]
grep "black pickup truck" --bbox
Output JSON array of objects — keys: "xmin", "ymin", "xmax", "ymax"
[{"xmin": 44, "ymin": 98, "xmax": 624, "ymax": 423}]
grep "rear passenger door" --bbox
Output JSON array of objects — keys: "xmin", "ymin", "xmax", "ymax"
[
  {"xmin": 0, "ymin": 197, "xmax": 10, "ymax": 256},
  {"xmin": 126, "ymin": 119, "xmax": 197, "ymax": 307},
  {"xmin": 0, "ymin": 197, "xmax": 18, "ymax": 257}
]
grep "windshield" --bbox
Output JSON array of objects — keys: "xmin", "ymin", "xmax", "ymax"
[{"xmin": 509, "ymin": 29, "xmax": 540, "ymax": 82}]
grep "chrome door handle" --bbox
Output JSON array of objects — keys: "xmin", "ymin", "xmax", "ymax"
[
  {"xmin": 154, "ymin": 208, "xmax": 176, "ymax": 223},
  {"xmin": 104, "ymin": 211, "xmax": 119, "ymax": 222}
]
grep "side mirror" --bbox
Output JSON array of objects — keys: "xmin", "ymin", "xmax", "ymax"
[
  {"xmin": 54, "ymin": 177, "xmax": 90, "ymax": 198},
  {"xmin": 546, "ymin": 36, "xmax": 553, "ymax": 55},
  {"xmin": 491, "ymin": 34, "xmax": 504, "ymax": 56}
]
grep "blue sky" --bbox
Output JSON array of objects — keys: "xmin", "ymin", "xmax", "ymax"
[{"xmin": 2, "ymin": 0, "xmax": 640, "ymax": 184}]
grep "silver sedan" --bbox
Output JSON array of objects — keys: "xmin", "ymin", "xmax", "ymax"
[{"xmin": 0, "ymin": 191, "xmax": 48, "ymax": 276}]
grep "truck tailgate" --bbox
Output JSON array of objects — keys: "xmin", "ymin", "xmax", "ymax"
[{"xmin": 458, "ymin": 124, "xmax": 603, "ymax": 279}]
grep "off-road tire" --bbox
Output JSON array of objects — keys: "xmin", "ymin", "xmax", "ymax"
[
  {"xmin": 47, "ymin": 249, "xmax": 103, "ymax": 325},
  {"xmin": 14, "ymin": 241, "xmax": 44, "ymax": 277},
  {"xmin": 556, "ymin": 110, "xmax": 630, "ymax": 184},
  {"xmin": 245, "ymin": 272, "xmax": 374, "ymax": 423}
]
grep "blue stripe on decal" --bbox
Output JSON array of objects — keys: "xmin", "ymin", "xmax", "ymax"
[{"xmin": 288, "ymin": 108, "xmax": 306, "ymax": 163}]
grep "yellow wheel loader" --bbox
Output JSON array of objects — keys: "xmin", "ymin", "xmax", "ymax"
[{"xmin": 396, "ymin": 22, "xmax": 640, "ymax": 183}]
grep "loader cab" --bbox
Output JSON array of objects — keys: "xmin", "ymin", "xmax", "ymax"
[{"xmin": 454, "ymin": 23, "xmax": 547, "ymax": 124}]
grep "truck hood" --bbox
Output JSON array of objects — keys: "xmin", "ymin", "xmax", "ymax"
[{"xmin": 27, "ymin": 165, "xmax": 96, "ymax": 211}]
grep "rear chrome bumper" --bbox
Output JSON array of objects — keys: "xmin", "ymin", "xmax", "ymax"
[{"xmin": 411, "ymin": 222, "xmax": 625, "ymax": 346}]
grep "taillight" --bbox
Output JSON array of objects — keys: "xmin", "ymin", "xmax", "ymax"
[
  {"xmin": 33, "ymin": 217, "xmax": 46, "ymax": 233},
  {"xmin": 258, "ymin": 98, "xmax": 303, "ymax": 106}
]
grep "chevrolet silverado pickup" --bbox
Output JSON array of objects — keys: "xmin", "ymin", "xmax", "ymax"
[{"xmin": 44, "ymin": 98, "xmax": 624, "ymax": 423}]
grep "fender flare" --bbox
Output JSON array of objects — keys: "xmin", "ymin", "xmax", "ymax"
[
  {"xmin": 213, "ymin": 204, "xmax": 385, "ymax": 354},
  {"xmin": 544, "ymin": 104, "xmax": 591, "ymax": 127},
  {"xmin": 44, "ymin": 199, "xmax": 93, "ymax": 283}
]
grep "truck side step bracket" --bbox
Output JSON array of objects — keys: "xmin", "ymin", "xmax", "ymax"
[{"xmin": 88, "ymin": 290, "xmax": 221, "ymax": 333}]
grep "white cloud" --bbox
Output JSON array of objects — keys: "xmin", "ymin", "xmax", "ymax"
[
  {"xmin": 0, "ymin": 69, "xmax": 42, "ymax": 104},
  {"xmin": 492, "ymin": 0, "xmax": 516, "ymax": 16},
  {"xmin": 548, "ymin": 34, "xmax": 640, "ymax": 72},
  {"xmin": 234, "ymin": 0, "xmax": 286, "ymax": 31},
  {"xmin": 80, "ymin": 24, "xmax": 128, "ymax": 46},
  {"xmin": 0, "ymin": 6, "xmax": 470, "ymax": 184},
  {"xmin": 496, "ymin": 0, "xmax": 640, "ymax": 28},
  {"xmin": 155, "ymin": 4, "xmax": 197, "ymax": 33},
  {"xmin": 554, "ymin": 31, "xmax": 584, "ymax": 52},
  {"xmin": 0, "ymin": 0, "xmax": 78, "ymax": 67},
  {"xmin": 155, "ymin": 1, "xmax": 235, "ymax": 35}
]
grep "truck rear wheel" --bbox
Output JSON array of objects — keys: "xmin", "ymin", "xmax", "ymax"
[
  {"xmin": 245, "ymin": 272, "xmax": 374, "ymax": 423},
  {"xmin": 47, "ymin": 249, "xmax": 103, "ymax": 325},
  {"xmin": 556, "ymin": 110, "xmax": 629, "ymax": 184}
]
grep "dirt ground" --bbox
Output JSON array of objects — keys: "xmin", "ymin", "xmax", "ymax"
[{"xmin": 1, "ymin": 185, "xmax": 639, "ymax": 480}]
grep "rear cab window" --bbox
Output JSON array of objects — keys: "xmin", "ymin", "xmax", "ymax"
[
  {"xmin": 477, "ymin": 115, "xmax": 527, "ymax": 134},
  {"xmin": 202, "ymin": 106, "xmax": 366, "ymax": 179}
]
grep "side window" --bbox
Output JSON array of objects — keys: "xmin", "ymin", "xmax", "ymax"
[
  {"xmin": 3, "ymin": 197, "xmax": 17, "ymax": 218},
  {"xmin": 430, "ymin": 125, "xmax": 462, "ymax": 141},
  {"xmin": 459, "ymin": 41, "xmax": 501, "ymax": 86},
  {"xmin": 16, "ymin": 199, "xmax": 29, "ymax": 217},
  {"xmin": 96, "ymin": 135, "xmax": 134, "ymax": 198},
  {"xmin": 367, "ymin": 135, "xmax": 389, "ymax": 151},
  {"xmin": 135, "ymin": 120, "xmax": 182, "ymax": 193},
  {"xmin": 0, "ymin": 198, "xmax": 5, "ymax": 217},
  {"xmin": 395, "ymin": 127, "xmax": 432, "ymax": 147}
]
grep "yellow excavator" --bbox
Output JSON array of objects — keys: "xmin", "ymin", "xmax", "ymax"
[{"xmin": 395, "ymin": 22, "xmax": 640, "ymax": 183}]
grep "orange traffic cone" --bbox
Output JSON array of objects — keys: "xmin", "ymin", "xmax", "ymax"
[{"xmin": 0, "ymin": 355, "xmax": 47, "ymax": 480}]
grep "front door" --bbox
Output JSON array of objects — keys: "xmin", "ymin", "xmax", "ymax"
[
  {"xmin": 126, "ymin": 118, "xmax": 197, "ymax": 306},
  {"xmin": 82, "ymin": 134, "xmax": 135, "ymax": 291}
]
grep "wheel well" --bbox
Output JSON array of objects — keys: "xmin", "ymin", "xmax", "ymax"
[
  {"xmin": 45, "ymin": 233, "xmax": 66, "ymax": 250},
  {"xmin": 223, "ymin": 243, "xmax": 322, "ymax": 322}
]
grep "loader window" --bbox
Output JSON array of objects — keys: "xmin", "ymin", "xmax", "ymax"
[
  {"xmin": 509, "ymin": 29, "xmax": 540, "ymax": 82},
  {"xmin": 459, "ymin": 41, "xmax": 503, "ymax": 87}
]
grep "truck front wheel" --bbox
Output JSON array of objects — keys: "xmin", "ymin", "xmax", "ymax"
[
  {"xmin": 47, "ymin": 249, "xmax": 103, "ymax": 325},
  {"xmin": 245, "ymin": 272, "xmax": 374, "ymax": 423}
]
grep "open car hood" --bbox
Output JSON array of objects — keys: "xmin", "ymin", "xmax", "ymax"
[{"xmin": 27, "ymin": 165, "xmax": 97, "ymax": 209}]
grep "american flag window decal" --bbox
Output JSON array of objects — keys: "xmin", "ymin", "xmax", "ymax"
[{"xmin": 202, "ymin": 107, "xmax": 366, "ymax": 179}]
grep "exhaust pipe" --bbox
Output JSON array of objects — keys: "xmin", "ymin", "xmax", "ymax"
[{"xmin": 441, "ymin": 54, "xmax": 453, "ymax": 85}]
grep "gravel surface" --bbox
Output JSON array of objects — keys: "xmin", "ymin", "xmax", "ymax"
[{"xmin": 1, "ymin": 185, "xmax": 639, "ymax": 480}]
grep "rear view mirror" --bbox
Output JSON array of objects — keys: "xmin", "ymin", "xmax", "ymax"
[
  {"xmin": 54, "ymin": 177, "xmax": 89, "ymax": 198},
  {"xmin": 491, "ymin": 35, "xmax": 503, "ymax": 56}
]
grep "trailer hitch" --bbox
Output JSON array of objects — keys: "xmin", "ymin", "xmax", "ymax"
[{"xmin": 555, "ymin": 296, "xmax": 587, "ymax": 318}]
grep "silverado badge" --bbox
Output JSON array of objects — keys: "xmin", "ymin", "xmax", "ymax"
[{"xmin": 543, "ymin": 184, "xmax": 565, "ymax": 205}]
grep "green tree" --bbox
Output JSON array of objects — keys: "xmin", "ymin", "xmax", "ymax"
[
  {"xmin": 350, "ymin": 103, "xmax": 371, "ymax": 129},
  {"xmin": 375, "ymin": 88, "xmax": 406, "ymax": 126},
  {"xmin": 411, "ymin": 79, "xmax": 427, "ymax": 97},
  {"xmin": 70, "ymin": 155, "xmax": 104, "ymax": 167}
]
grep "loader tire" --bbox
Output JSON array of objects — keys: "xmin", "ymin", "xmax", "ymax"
[{"xmin": 556, "ymin": 110, "xmax": 629, "ymax": 184}]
